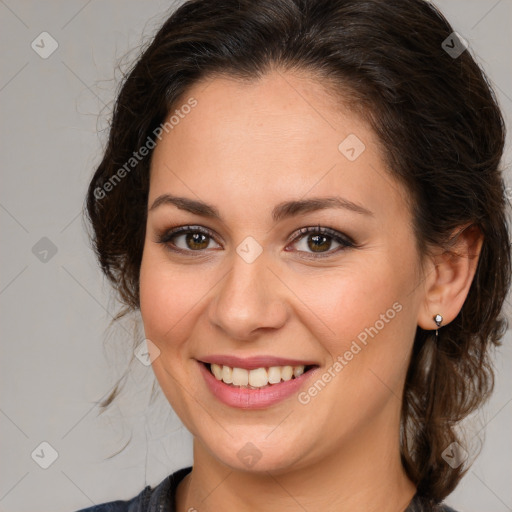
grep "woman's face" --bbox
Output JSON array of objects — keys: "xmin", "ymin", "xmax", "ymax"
[{"xmin": 140, "ymin": 71, "xmax": 426, "ymax": 473}]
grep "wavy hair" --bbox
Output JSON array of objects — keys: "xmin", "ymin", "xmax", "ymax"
[{"xmin": 85, "ymin": 0, "xmax": 511, "ymax": 502}]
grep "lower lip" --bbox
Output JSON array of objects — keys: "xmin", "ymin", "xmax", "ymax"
[{"xmin": 198, "ymin": 361, "xmax": 317, "ymax": 409}]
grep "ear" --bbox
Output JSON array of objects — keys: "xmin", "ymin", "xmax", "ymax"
[{"xmin": 417, "ymin": 224, "xmax": 484, "ymax": 331}]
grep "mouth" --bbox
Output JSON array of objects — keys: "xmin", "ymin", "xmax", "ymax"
[{"xmin": 201, "ymin": 361, "xmax": 318, "ymax": 389}]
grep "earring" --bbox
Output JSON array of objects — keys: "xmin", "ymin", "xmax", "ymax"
[{"xmin": 433, "ymin": 314, "xmax": 443, "ymax": 339}]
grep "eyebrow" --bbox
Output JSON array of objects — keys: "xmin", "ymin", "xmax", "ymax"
[{"xmin": 149, "ymin": 194, "xmax": 374, "ymax": 221}]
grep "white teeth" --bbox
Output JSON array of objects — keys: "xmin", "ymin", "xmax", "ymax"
[
  {"xmin": 211, "ymin": 363, "xmax": 223, "ymax": 380},
  {"xmin": 232, "ymin": 367, "xmax": 249, "ymax": 386},
  {"xmin": 293, "ymin": 366, "xmax": 304, "ymax": 378},
  {"xmin": 208, "ymin": 363, "xmax": 307, "ymax": 388},
  {"xmin": 281, "ymin": 365, "xmax": 293, "ymax": 381},
  {"xmin": 248, "ymin": 368, "xmax": 268, "ymax": 387},
  {"xmin": 267, "ymin": 366, "xmax": 282, "ymax": 384},
  {"xmin": 222, "ymin": 365, "xmax": 233, "ymax": 384}
]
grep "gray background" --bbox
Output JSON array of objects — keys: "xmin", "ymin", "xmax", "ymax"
[{"xmin": 0, "ymin": 1, "xmax": 510, "ymax": 511}]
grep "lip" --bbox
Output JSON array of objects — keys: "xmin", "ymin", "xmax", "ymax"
[
  {"xmin": 197, "ymin": 359, "xmax": 319, "ymax": 409},
  {"xmin": 198, "ymin": 354, "xmax": 318, "ymax": 370}
]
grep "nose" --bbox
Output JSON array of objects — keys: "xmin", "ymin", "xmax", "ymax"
[{"xmin": 207, "ymin": 249, "xmax": 289, "ymax": 341}]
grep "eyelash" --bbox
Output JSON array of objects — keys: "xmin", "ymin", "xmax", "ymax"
[{"xmin": 156, "ymin": 225, "xmax": 356, "ymax": 259}]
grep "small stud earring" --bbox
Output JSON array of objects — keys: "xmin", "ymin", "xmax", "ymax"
[{"xmin": 433, "ymin": 314, "xmax": 443, "ymax": 339}]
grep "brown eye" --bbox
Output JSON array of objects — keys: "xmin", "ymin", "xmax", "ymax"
[
  {"xmin": 289, "ymin": 226, "xmax": 354, "ymax": 257},
  {"xmin": 305, "ymin": 234, "xmax": 333, "ymax": 252},
  {"xmin": 181, "ymin": 232, "xmax": 210, "ymax": 250},
  {"xmin": 157, "ymin": 226, "xmax": 221, "ymax": 253}
]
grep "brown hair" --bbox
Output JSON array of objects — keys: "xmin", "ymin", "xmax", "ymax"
[{"xmin": 85, "ymin": 0, "xmax": 511, "ymax": 502}]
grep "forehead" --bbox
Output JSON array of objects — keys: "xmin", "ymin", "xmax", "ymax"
[{"xmin": 149, "ymin": 71, "xmax": 408, "ymax": 223}]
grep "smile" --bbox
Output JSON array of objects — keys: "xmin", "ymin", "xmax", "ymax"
[
  {"xmin": 207, "ymin": 363, "xmax": 314, "ymax": 388},
  {"xmin": 197, "ymin": 358, "xmax": 319, "ymax": 409}
]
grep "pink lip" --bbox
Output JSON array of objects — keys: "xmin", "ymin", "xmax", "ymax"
[
  {"xmin": 199, "ymin": 354, "xmax": 317, "ymax": 370},
  {"xmin": 198, "ymin": 360, "xmax": 319, "ymax": 409}
]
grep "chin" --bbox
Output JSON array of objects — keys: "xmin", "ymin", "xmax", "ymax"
[{"xmin": 196, "ymin": 425, "xmax": 317, "ymax": 475}]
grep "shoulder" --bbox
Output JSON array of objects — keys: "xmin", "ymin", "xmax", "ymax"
[
  {"xmin": 72, "ymin": 485, "xmax": 151, "ymax": 512},
  {"xmin": 72, "ymin": 467, "xmax": 193, "ymax": 512}
]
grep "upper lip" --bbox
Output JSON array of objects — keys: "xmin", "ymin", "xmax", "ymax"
[{"xmin": 198, "ymin": 355, "xmax": 318, "ymax": 370}]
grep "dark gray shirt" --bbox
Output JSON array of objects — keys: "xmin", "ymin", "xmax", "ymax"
[{"xmin": 74, "ymin": 466, "xmax": 458, "ymax": 512}]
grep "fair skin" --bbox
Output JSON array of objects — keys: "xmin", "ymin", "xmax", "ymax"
[{"xmin": 139, "ymin": 70, "xmax": 482, "ymax": 512}]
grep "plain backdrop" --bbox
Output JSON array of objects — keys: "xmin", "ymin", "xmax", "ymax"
[{"xmin": 0, "ymin": 1, "xmax": 511, "ymax": 511}]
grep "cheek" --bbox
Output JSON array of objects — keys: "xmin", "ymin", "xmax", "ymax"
[
  {"xmin": 139, "ymin": 249, "xmax": 200, "ymax": 343},
  {"xmin": 293, "ymin": 264, "xmax": 403, "ymax": 343},
  {"xmin": 294, "ymin": 256, "xmax": 417, "ymax": 391}
]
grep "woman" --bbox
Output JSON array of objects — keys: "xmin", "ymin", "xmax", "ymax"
[{"xmin": 77, "ymin": 0, "xmax": 511, "ymax": 510}]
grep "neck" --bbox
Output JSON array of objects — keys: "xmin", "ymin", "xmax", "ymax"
[{"xmin": 176, "ymin": 418, "xmax": 417, "ymax": 512}]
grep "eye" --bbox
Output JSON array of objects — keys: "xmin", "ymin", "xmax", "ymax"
[
  {"xmin": 156, "ymin": 224, "xmax": 355, "ymax": 257},
  {"xmin": 157, "ymin": 225, "xmax": 221, "ymax": 253},
  {"xmin": 287, "ymin": 226, "xmax": 355, "ymax": 257}
]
